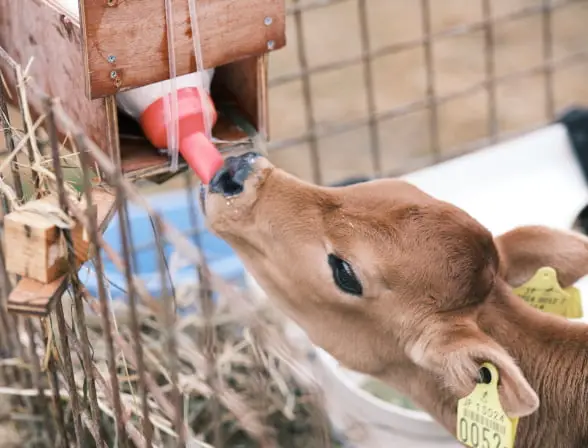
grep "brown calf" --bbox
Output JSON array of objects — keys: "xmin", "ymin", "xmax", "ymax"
[{"xmin": 202, "ymin": 153, "xmax": 588, "ymax": 448}]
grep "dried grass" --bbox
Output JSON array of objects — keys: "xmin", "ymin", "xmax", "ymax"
[
  {"xmin": 54, "ymin": 281, "xmax": 339, "ymax": 448},
  {"xmin": 0, "ymin": 57, "xmax": 341, "ymax": 448}
]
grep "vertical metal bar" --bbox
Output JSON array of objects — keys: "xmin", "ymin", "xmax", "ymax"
[
  {"xmin": 105, "ymin": 91, "xmax": 153, "ymax": 443},
  {"xmin": 187, "ymin": 178, "xmax": 219, "ymax": 446},
  {"xmin": 482, "ymin": 0, "xmax": 498, "ymax": 143},
  {"xmin": 46, "ymin": 99, "xmax": 105, "ymax": 447},
  {"xmin": 153, "ymin": 215, "xmax": 184, "ymax": 446},
  {"xmin": 357, "ymin": 0, "xmax": 381, "ymax": 176},
  {"xmin": 202, "ymin": 270, "xmax": 221, "ymax": 448},
  {"xmin": 54, "ymin": 301, "xmax": 84, "ymax": 445},
  {"xmin": 0, "ymin": 76, "xmax": 33, "ymax": 420},
  {"xmin": 66, "ymin": 278, "xmax": 104, "ymax": 448},
  {"xmin": 184, "ymin": 172, "xmax": 200, "ymax": 235},
  {"xmin": 0, "ymin": 229, "xmax": 17, "ymax": 385},
  {"xmin": 75, "ymin": 139, "xmax": 127, "ymax": 446},
  {"xmin": 45, "ymin": 351, "xmax": 69, "ymax": 447},
  {"xmin": 292, "ymin": 0, "xmax": 322, "ymax": 184},
  {"xmin": 121, "ymin": 199, "xmax": 154, "ymax": 445},
  {"xmin": 0, "ymin": 207, "xmax": 32, "ymax": 391},
  {"xmin": 44, "ymin": 97, "xmax": 86, "ymax": 446},
  {"xmin": 24, "ymin": 318, "xmax": 57, "ymax": 444},
  {"xmin": 420, "ymin": 0, "xmax": 440, "ymax": 161},
  {"xmin": 0, "ymin": 322, "xmax": 9, "ymax": 385},
  {"xmin": 0, "ymin": 71, "xmax": 23, "ymax": 200},
  {"xmin": 542, "ymin": 0, "xmax": 555, "ymax": 120},
  {"xmin": 79, "ymin": 137, "xmax": 153, "ymax": 445}
]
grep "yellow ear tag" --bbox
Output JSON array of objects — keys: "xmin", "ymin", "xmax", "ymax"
[
  {"xmin": 456, "ymin": 363, "xmax": 518, "ymax": 448},
  {"xmin": 512, "ymin": 267, "xmax": 583, "ymax": 318}
]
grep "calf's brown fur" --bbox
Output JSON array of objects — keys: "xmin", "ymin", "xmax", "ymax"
[{"xmin": 203, "ymin": 156, "xmax": 588, "ymax": 448}]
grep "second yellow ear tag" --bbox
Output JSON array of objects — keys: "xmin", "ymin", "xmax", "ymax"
[
  {"xmin": 456, "ymin": 363, "xmax": 518, "ymax": 448},
  {"xmin": 513, "ymin": 267, "xmax": 583, "ymax": 318}
]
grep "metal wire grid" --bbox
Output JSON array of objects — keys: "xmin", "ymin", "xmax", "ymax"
[
  {"xmin": 0, "ymin": 47, "xmax": 220, "ymax": 447},
  {"xmin": 0, "ymin": 0, "xmax": 586, "ymax": 446},
  {"xmin": 267, "ymin": 0, "xmax": 588, "ymax": 184},
  {"xmin": 1, "ymin": 51, "xmax": 312, "ymax": 445}
]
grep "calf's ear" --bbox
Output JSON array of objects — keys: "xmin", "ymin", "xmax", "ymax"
[
  {"xmin": 408, "ymin": 323, "xmax": 539, "ymax": 418},
  {"xmin": 495, "ymin": 225, "xmax": 588, "ymax": 288}
]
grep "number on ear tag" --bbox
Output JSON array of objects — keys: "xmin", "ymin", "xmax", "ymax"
[
  {"xmin": 456, "ymin": 363, "xmax": 518, "ymax": 448},
  {"xmin": 513, "ymin": 267, "xmax": 583, "ymax": 319}
]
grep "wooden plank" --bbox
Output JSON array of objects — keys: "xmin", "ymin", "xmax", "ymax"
[
  {"xmin": 0, "ymin": 0, "xmax": 110, "ymax": 151},
  {"xmin": 7, "ymin": 187, "xmax": 117, "ymax": 316},
  {"xmin": 79, "ymin": 0, "xmax": 286, "ymax": 98},
  {"xmin": 213, "ymin": 56, "xmax": 264, "ymax": 132}
]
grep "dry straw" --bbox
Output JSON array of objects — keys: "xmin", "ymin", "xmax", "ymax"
[{"xmin": 0, "ymin": 56, "xmax": 341, "ymax": 447}]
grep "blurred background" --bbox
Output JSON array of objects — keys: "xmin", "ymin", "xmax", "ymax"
[{"xmin": 267, "ymin": 0, "xmax": 588, "ymax": 185}]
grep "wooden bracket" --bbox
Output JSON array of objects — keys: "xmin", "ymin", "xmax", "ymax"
[
  {"xmin": 79, "ymin": 0, "xmax": 286, "ymax": 99},
  {"xmin": 6, "ymin": 188, "xmax": 117, "ymax": 316}
]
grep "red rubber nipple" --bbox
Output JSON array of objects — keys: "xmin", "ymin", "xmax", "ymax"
[{"xmin": 139, "ymin": 87, "xmax": 224, "ymax": 184}]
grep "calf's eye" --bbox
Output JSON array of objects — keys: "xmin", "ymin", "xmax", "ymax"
[{"xmin": 328, "ymin": 254, "xmax": 363, "ymax": 296}]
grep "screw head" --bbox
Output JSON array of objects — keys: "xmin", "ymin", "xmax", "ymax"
[
  {"xmin": 267, "ymin": 40, "xmax": 275, "ymax": 50},
  {"xmin": 110, "ymin": 70, "xmax": 117, "ymax": 79},
  {"xmin": 107, "ymin": 55, "xmax": 116, "ymax": 63},
  {"xmin": 264, "ymin": 16, "xmax": 273, "ymax": 26}
]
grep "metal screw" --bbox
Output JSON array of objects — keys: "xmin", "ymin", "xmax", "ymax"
[
  {"xmin": 110, "ymin": 70, "xmax": 117, "ymax": 79},
  {"xmin": 107, "ymin": 55, "xmax": 116, "ymax": 64},
  {"xmin": 267, "ymin": 40, "xmax": 275, "ymax": 50},
  {"xmin": 264, "ymin": 16, "xmax": 273, "ymax": 26}
]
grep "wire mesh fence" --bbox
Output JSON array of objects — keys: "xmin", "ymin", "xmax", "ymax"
[
  {"xmin": 267, "ymin": 0, "xmax": 588, "ymax": 185},
  {"xmin": 1, "ymin": 0, "xmax": 588, "ymax": 447},
  {"xmin": 0, "ymin": 46, "xmax": 333, "ymax": 448}
]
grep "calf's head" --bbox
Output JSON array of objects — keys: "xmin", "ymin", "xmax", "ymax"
[{"xmin": 202, "ymin": 153, "xmax": 588, "ymax": 419}]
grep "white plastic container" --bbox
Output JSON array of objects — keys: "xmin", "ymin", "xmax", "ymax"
[
  {"xmin": 115, "ymin": 70, "xmax": 214, "ymax": 122},
  {"xmin": 115, "ymin": 69, "xmax": 223, "ymax": 183},
  {"xmin": 245, "ymin": 273, "xmax": 458, "ymax": 447},
  {"xmin": 315, "ymin": 349, "xmax": 459, "ymax": 447}
]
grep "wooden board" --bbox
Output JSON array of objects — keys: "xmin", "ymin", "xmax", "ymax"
[
  {"xmin": 213, "ymin": 56, "xmax": 264, "ymax": 133},
  {"xmin": 0, "ymin": 0, "xmax": 271, "ymax": 183},
  {"xmin": 79, "ymin": 0, "xmax": 286, "ymax": 98},
  {"xmin": 0, "ymin": 0, "xmax": 110, "ymax": 151},
  {"xmin": 7, "ymin": 187, "xmax": 117, "ymax": 316}
]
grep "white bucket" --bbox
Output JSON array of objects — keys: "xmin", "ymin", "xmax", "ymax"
[
  {"xmin": 314, "ymin": 348, "xmax": 459, "ymax": 447},
  {"xmin": 244, "ymin": 272, "xmax": 458, "ymax": 447}
]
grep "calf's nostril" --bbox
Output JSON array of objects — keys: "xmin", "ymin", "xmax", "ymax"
[
  {"xmin": 209, "ymin": 166, "xmax": 244, "ymax": 196},
  {"xmin": 209, "ymin": 152, "xmax": 258, "ymax": 197}
]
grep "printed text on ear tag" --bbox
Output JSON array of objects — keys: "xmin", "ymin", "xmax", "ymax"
[
  {"xmin": 456, "ymin": 363, "xmax": 518, "ymax": 448},
  {"xmin": 512, "ymin": 267, "xmax": 583, "ymax": 319}
]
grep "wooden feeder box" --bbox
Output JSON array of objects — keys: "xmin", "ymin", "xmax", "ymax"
[
  {"xmin": 0, "ymin": 0, "xmax": 285, "ymax": 180},
  {"xmin": 3, "ymin": 194, "xmax": 91, "ymax": 284},
  {"xmin": 0, "ymin": 0, "xmax": 284, "ymax": 316},
  {"xmin": 5, "ymin": 188, "xmax": 117, "ymax": 316}
]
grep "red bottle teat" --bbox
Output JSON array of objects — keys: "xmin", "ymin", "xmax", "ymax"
[{"xmin": 139, "ymin": 87, "xmax": 224, "ymax": 184}]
